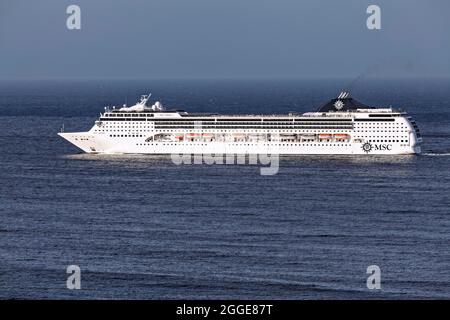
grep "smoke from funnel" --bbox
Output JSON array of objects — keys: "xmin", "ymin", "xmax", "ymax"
[{"xmin": 344, "ymin": 57, "xmax": 417, "ymax": 91}]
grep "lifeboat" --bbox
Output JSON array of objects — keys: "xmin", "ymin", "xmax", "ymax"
[
  {"xmin": 186, "ymin": 133, "xmax": 199, "ymax": 137},
  {"xmin": 202, "ymin": 133, "xmax": 214, "ymax": 141},
  {"xmin": 334, "ymin": 134, "xmax": 350, "ymax": 139},
  {"xmin": 319, "ymin": 134, "xmax": 333, "ymax": 139},
  {"xmin": 174, "ymin": 133, "xmax": 184, "ymax": 140},
  {"xmin": 233, "ymin": 133, "xmax": 246, "ymax": 138},
  {"xmin": 299, "ymin": 134, "xmax": 316, "ymax": 141},
  {"xmin": 280, "ymin": 134, "xmax": 296, "ymax": 138}
]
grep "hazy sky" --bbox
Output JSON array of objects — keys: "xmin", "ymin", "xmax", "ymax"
[{"xmin": 0, "ymin": 0, "xmax": 449, "ymax": 79}]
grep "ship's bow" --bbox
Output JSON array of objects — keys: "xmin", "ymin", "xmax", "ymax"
[{"xmin": 58, "ymin": 132, "xmax": 98, "ymax": 153}]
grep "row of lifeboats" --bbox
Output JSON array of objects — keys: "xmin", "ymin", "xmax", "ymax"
[
  {"xmin": 172, "ymin": 133, "xmax": 351, "ymax": 141},
  {"xmin": 178, "ymin": 133, "xmax": 351, "ymax": 137},
  {"xmin": 176, "ymin": 133, "xmax": 246, "ymax": 140}
]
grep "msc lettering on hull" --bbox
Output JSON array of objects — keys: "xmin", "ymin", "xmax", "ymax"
[{"xmin": 374, "ymin": 144, "xmax": 392, "ymax": 151}]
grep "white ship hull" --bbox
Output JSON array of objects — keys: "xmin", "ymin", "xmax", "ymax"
[
  {"xmin": 58, "ymin": 132, "xmax": 420, "ymax": 155},
  {"xmin": 58, "ymin": 92, "xmax": 422, "ymax": 156}
]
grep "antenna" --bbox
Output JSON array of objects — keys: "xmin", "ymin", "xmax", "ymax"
[{"xmin": 140, "ymin": 93, "xmax": 151, "ymax": 105}]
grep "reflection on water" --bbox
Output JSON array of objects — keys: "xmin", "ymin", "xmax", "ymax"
[{"xmin": 62, "ymin": 152, "xmax": 419, "ymax": 164}]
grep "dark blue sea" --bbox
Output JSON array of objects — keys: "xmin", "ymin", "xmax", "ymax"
[{"xmin": 1, "ymin": 79, "xmax": 449, "ymax": 299}]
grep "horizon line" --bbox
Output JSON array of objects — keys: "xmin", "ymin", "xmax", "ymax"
[{"xmin": 1, "ymin": 75, "xmax": 449, "ymax": 81}]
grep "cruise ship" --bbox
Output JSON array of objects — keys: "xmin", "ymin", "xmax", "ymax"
[{"xmin": 58, "ymin": 91, "xmax": 422, "ymax": 155}]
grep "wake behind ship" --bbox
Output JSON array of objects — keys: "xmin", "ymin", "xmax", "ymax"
[{"xmin": 58, "ymin": 92, "xmax": 422, "ymax": 155}]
